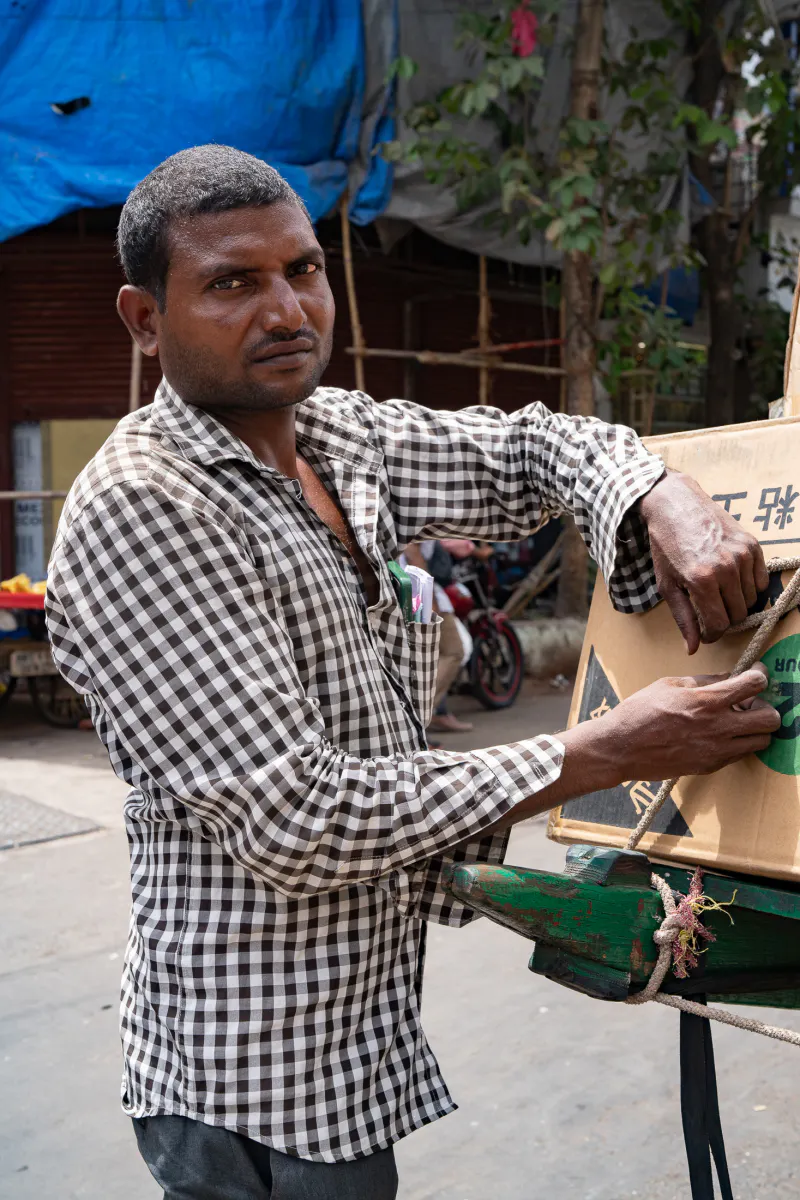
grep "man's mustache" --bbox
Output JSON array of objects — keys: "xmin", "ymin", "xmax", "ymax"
[{"xmin": 248, "ymin": 328, "xmax": 318, "ymax": 357}]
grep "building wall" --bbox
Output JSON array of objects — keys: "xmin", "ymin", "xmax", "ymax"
[{"xmin": 0, "ymin": 221, "xmax": 561, "ymax": 575}]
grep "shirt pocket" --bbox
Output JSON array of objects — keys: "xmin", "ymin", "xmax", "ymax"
[{"xmin": 405, "ymin": 613, "xmax": 442, "ymax": 728}]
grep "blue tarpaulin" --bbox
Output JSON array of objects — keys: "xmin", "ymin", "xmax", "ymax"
[{"xmin": 0, "ymin": 0, "xmax": 393, "ymax": 242}]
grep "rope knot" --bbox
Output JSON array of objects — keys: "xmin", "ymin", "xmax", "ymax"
[
  {"xmin": 627, "ymin": 870, "xmax": 734, "ymax": 1006},
  {"xmin": 670, "ymin": 868, "xmax": 724, "ymax": 978}
]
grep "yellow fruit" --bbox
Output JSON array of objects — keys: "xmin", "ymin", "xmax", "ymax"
[{"xmin": 0, "ymin": 573, "xmax": 32, "ymax": 593}]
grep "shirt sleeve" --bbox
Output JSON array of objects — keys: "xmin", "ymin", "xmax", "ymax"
[
  {"xmin": 361, "ymin": 396, "xmax": 665, "ymax": 612},
  {"xmin": 46, "ymin": 481, "xmax": 564, "ymax": 901}
]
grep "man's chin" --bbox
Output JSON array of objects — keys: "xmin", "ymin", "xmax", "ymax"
[
  {"xmin": 183, "ymin": 373, "xmax": 323, "ymax": 414},
  {"xmin": 254, "ymin": 373, "xmax": 322, "ymax": 411},
  {"xmin": 238, "ymin": 359, "xmax": 327, "ymax": 411}
]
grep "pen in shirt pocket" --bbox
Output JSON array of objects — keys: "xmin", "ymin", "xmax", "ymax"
[{"xmin": 405, "ymin": 566, "xmax": 434, "ymax": 623}]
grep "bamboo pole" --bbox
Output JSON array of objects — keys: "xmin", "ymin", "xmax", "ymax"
[
  {"xmin": 128, "ymin": 340, "xmax": 143, "ymax": 413},
  {"xmin": 344, "ymin": 347, "xmax": 565, "ymax": 376},
  {"xmin": 477, "ymin": 256, "xmax": 491, "ymax": 403},
  {"xmin": 0, "ymin": 491, "xmax": 68, "ymax": 501},
  {"xmin": 503, "ymin": 531, "xmax": 567, "ymax": 618},
  {"xmin": 460, "ymin": 337, "xmax": 564, "ymax": 357},
  {"xmin": 339, "ymin": 196, "xmax": 366, "ymax": 392}
]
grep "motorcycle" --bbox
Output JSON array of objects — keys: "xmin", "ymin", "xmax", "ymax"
[{"xmin": 445, "ymin": 557, "xmax": 525, "ymax": 710}]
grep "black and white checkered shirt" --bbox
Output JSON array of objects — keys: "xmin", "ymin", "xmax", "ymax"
[{"xmin": 46, "ymin": 381, "xmax": 663, "ymax": 1162}]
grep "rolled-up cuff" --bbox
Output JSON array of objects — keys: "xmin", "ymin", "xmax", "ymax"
[{"xmin": 592, "ymin": 454, "xmax": 665, "ymax": 613}]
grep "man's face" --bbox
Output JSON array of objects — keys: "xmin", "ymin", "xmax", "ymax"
[{"xmin": 146, "ymin": 203, "xmax": 334, "ymax": 412}]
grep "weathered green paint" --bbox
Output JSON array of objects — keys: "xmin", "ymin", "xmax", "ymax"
[
  {"xmin": 659, "ymin": 865, "xmax": 800, "ymax": 922},
  {"xmin": 445, "ymin": 847, "xmax": 800, "ymax": 1010},
  {"xmin": 446, "ymin": 860, "xmax": 662, "ymax": 981},
  {"xmin": 530, "ymin": 943, "xmax": 632, "ymax": 1001},
  {"xmin": 708, "ymin": 989, "xmax": 800, "ymax": 1009},
  {"xmin": 563, "ymin": 844, "xmax": 652, "ymax": 888}
]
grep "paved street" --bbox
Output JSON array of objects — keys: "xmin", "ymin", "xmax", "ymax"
[{"xmin": 1, "ymin": 683, "xmax": 799, "ymax": 1199}]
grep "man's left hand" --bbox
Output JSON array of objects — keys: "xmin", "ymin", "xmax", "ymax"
[{"xmin": 639, "ymin": 469, "xmax": 770, "ymax": 655}]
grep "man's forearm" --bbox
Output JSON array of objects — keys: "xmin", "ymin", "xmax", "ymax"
[
  {"xmin": 473, "ymin": 663, "xmax": 779, "ymax": 841},
  {"xmin": 480, "ymin": 719, "xmax": 626, "ymax": 836}
]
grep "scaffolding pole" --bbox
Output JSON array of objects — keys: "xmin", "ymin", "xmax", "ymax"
[{"xmin": 340, "ymin": 196, "xmax": 366, "ymax": 393}]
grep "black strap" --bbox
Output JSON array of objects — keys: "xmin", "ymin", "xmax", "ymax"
[{"xmin": 679, "ymin": 997, "xmax": 733, "ymax": 1200}]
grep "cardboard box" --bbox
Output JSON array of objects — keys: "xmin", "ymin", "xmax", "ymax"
[{"xmin": 548, "ymin": 415, "xmax": 800, "ymax": 882}]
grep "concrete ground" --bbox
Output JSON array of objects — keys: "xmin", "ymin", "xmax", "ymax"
[{"xmin": 1, "ymin": 682, "xmax": 799, "ymax": 1199}]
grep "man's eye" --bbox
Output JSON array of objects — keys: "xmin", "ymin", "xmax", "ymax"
[
  {"xmin": 290, "ymin": 262, "xmax": 320, "ymax": 277},
  {"xmin": 212, "ymin": 278, "xmax": 248, "ymax": 290}
]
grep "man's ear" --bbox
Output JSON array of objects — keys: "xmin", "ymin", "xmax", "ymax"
[{"xmin": 117, "ymin": 285, "xmax": 160, "ymax": 357}]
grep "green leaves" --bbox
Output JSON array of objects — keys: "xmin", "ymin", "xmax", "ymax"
[
  {"xmin": 387, "ymin": 55, "xmax": 418, "ymax": 83},
  {"xmin": 381, "ymin": 0, "xmax": 797, "ymax": 403},
  {"xmin": 598, "ymin": 262, "xmax": 618, "ymax": 288},
  {"xmin": 598, "ymin": 289, "xmax": 703, "ymax": 396}
]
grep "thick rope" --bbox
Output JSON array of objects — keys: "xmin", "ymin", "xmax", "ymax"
[
  {"xmin": 622, "ymin": 557, "xmax": 800, "ymax": 1045},
  {"xmin": 625, "ymin": 872, "xmax": 800, "ymax": 1046}
]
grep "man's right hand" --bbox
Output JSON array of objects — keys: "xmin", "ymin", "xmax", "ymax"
[
  {"xmin": 602, "ymin": 665, "xmax": 781, "ymax": 784},
  {"xmin": 489, "ymin": 664, "xmax": 782, "ymax": 833}
]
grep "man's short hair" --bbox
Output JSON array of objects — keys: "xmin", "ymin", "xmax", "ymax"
[{"xmin": 117, "ymin": 144, "xmax": 309, "ymax": 308}]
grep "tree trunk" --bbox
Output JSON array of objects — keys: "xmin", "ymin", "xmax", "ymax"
[
  {"xmin": 556, "ymin": 0, "xmax": 604, "ymax": 619},
  {"xmin": 687, "ymin": 0, "xmax": 737, "ymax": 428},
  {"xmin": 702, "ymin": 216, "xmax": 739, "ymax": 426}
]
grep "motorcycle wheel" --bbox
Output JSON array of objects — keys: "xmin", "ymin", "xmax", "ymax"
[
  {"xmin": 28, "ymin": 676, "xmax": 87, "ymax": 728},
  {"xmin": 469, "ymin": 619, "xmax": 524, "ymax": 710}
]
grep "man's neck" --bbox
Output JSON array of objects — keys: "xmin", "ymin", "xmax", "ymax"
[{"xmin": 211, "ymin": 406, "xmax": 299, "ymax": 478}]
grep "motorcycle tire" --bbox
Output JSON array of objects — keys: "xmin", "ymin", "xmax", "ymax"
[
  {"xmin": 469, "ymin": 619, "xmax": 524, "ymax": 710},
  {"xmin": 28, "ymin": 675, "xmax": 87, "ymax": 728}
]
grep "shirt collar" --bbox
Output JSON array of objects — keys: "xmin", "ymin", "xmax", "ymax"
[{"xmin": 150, "ymin": 379, "xmax": 380, "ymax": 474}]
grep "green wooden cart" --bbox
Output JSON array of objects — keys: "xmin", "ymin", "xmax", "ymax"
[{"xmin": 444, "ymin": 844, "xmax": 800, "ymax": 1199}]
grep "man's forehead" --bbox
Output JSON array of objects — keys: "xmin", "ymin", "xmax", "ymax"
[{"xmin": 168, "ymin": 204, "xmax": 318, "ymax": 270}]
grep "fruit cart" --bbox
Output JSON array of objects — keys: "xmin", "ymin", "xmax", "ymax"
[
  {"xmin": 0, "ymin": 589, "xmax": 85, "ymax": 726},
  {"xmin": 0, "ymin": 488, "xmax": 84, "ymax": 726}
]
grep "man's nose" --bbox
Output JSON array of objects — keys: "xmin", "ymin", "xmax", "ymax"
[{"xmin": 259, "ymin": 278, "xmax": 305, "ymax": 333}]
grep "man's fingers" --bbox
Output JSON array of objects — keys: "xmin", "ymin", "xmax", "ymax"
[
  {"xmin": 753, "ymin": 542, "xmax": 770, "ymax": 594},
  {"xmin": 663, "ymin": 585, "xmax": 701, "ymax": 655},
  {"xmin": 685, "ymin": 572, "xmax": 730, "ymax": 643},
  {"xmin": 718, "ymin": 571, "xmax": 749, "ymax": 627},
  {"xmin": 738, "ymin": 551, "xmax": 759, "ymax": 611},
  {"xmin": 731, "ymin": 701, "xmax": 782, "ymax": 736},
  {"xmin": 683, "ymin": 540, "xmax": 767, "ymax": 640},
  {"xmin": 676, "ymin": 673, "xmax": 729, "ymax": 688},
  {"xmin": 703, "ymin": 665, "xmax": 769, "ymax": 705},
  {"xmin": 711, "ymin": 735, "xmax": 775, "ymax": 771}
]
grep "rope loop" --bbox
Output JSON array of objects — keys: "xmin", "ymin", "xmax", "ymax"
[{"xmin": 627, "ymin": 871, "xmax": 800, "ymax": 1047}]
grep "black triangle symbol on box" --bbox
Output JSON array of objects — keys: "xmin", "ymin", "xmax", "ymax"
[{"xmin": 566, "ymin": 647, "xmax": 692, "ymax": 838}]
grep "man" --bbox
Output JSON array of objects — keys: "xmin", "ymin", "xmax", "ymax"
[{"xmin": 47, "ymin": 145, "xmax": 780, "ymax": 1200}]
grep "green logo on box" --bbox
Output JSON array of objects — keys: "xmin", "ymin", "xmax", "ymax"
[{"xmin": 758, "ymin": 634, "xmax": 800, "ymax": 776}]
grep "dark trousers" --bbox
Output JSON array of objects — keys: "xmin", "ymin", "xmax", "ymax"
[{"xmin": 133, "ymin": 1115, "xmax": 399, "ymax": 1200}]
